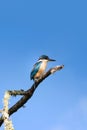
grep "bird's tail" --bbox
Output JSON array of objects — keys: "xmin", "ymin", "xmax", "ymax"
[{"xmin": 34, "ymin": 81, "xmax": 37, "ymax": 89}]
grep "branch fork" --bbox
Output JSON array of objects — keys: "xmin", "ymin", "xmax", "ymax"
[{"xmin": 0, "ymin": 65, "xmax": 64, "ymax": 127}]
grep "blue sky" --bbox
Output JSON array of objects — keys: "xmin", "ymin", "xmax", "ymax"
[{"xmin": 0, "ymin": 0, "xmax": 87, "ymax": 130}]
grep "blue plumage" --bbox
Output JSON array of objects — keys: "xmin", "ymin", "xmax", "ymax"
[{"xmin": 30, "ymin": 61, "xmax": 42, "ymax": 80}]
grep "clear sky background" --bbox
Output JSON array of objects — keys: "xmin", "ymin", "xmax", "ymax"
[{"xmin": 0, "ymin": 0, "xmax": 87, "ymax": 130}]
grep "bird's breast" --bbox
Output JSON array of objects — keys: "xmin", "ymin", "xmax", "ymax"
[{"xmin": 34, "ymin": 61, "xmax": 47, "ymax": 78}]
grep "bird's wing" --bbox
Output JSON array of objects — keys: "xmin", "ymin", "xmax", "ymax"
[{"xmin": 30, "ymin": 61, "xmax": 42, "ymax": 80}]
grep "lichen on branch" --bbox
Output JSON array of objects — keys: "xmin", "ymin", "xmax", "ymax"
[{"xmin": 0, "ymin": 65, "xmax": 64, "ymax": 127}]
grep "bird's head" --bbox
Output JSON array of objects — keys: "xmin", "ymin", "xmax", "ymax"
[{"xmin": 38, "ymin": 55, "xmax": 56, "ymax": 62}]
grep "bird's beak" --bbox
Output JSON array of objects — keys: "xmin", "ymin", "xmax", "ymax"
[{"xmin": 48, "ymin": 58, "xmax": 56, "ymax": 61}]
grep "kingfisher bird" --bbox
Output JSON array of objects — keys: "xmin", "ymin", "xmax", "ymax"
[{"xmin": 30, "ymin": 55, "xmax": 56, "ymax": 81}]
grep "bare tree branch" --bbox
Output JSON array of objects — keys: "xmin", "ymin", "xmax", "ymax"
[{"xmin": 0, "ymin": 65, "xmax": 64, "ymax": 126}]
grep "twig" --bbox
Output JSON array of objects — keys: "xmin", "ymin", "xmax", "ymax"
[{"xmin": 0, "ymin": 65, "xmax": 64, "ymax": 126}]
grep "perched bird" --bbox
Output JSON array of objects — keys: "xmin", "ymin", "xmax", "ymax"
[{"xmin": 30, "ymin": 55, "xmax": 56, "ymax": 81}]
